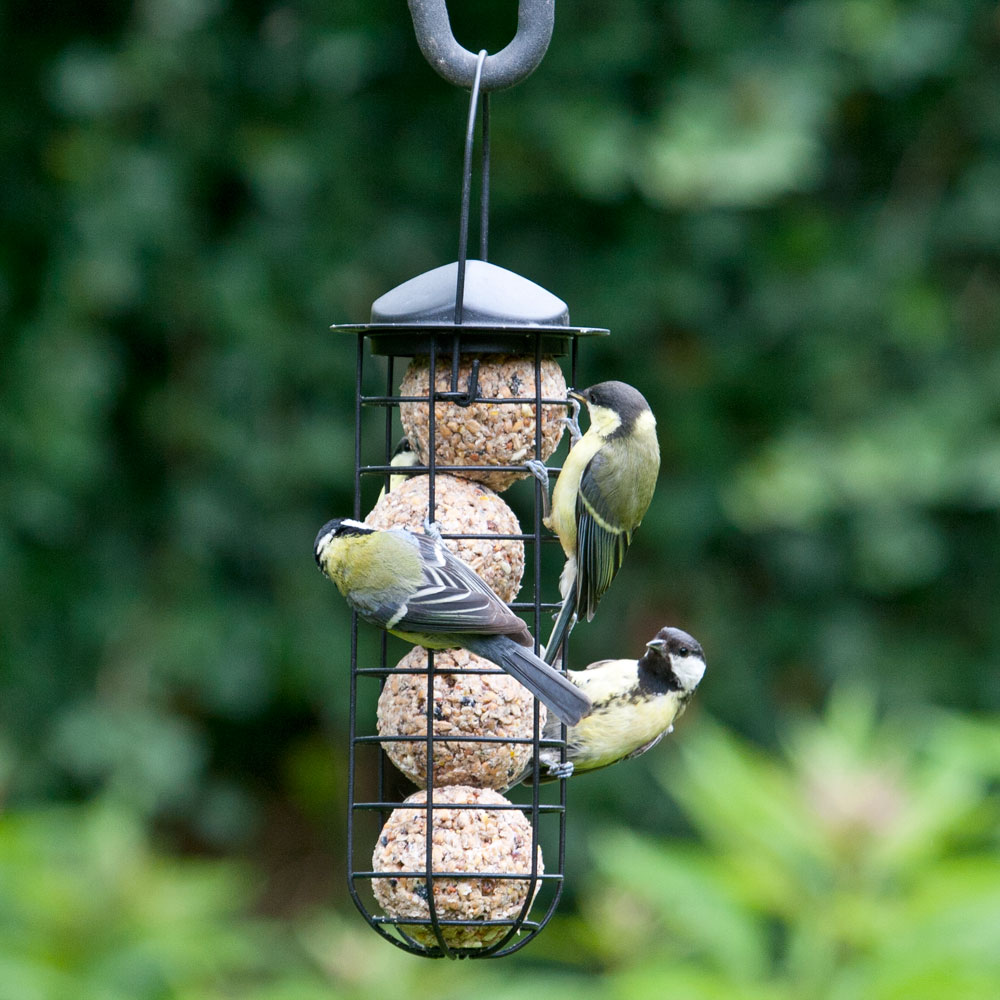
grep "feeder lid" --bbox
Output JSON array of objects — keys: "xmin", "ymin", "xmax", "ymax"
[
  {"xmin": 371, "ymin": 260, "xmax": 569, "ymax": 326},
  {"xmin": 332, "ymin": 260, "xmax": 609, "ymax": 357}
]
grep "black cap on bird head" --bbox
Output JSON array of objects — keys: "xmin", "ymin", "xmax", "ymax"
[
  {"xmin": 570, "ymin": 380, "xmax": 652, "ymax": 431},
  {"xmin": 313, "ymin": 518, "xmax": 373, "ymax": 566},
  {"xmin": 646, "ymin": 626, "xmax": 703, "ymax": 662}
]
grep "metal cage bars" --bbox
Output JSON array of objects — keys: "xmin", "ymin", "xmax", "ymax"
[{"xmin": 345, "ymin": 332, "xmax": 581, "ymax": 958}]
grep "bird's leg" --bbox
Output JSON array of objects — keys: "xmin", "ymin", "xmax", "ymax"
[
  {"xmin": 525, "ymin": 459, "xmax": 552, "ymax": 520},
  {"xmin": 561, "ymin": 395, "xmax": 582, "ymax": 445},
  {"xmin": 422, "ymin": 516, "xmax": 444, "ymax": 542}
]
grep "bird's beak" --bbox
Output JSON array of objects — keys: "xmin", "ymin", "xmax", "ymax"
[
  {"xmin": 567, "ymin": 388, "xmax": 586, "ymax": 403},
  {"xmin": 645, "ymin": 637, "xmax": 667, "ymax": 653}
]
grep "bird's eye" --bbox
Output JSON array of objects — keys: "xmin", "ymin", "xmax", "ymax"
[{"xmin": 678, "ymin": 647, "xmax": 690, "ymax": 657}]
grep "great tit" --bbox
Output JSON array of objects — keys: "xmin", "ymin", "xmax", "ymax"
[
  {"xmin": 516, "ymin": 626, "xmax": 705, "ymax": 784},
  {"xmin": 377, "ymin": 436, "xmax": 420, "ymax": 500},
  {"xmin": 531, "ymin": 381, "xmax": 660, "ymax": 660},
  {"xmin": 313, "ymin": 518, "xmax": 593, "ymax": 726}
]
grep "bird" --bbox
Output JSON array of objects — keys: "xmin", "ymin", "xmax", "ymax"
[
  {"xmin": 515, "ymin": 626, "xmax": 706, "ymax": 784},
  {"xmin": 313, "ymin": 518, "xmax": 593, "ymax": 726},
  {"xmin": 377, "ymin": 436, "xmax": 420, "ymax": 500},
  {"xmin": 529, "ymin": 380, "xmax": 660, "ymax": 661}
]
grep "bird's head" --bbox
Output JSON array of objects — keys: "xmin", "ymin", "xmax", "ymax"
[
  {"xmin": 391, "ymin": 436, "xmax": 414, "ymax": 460},
  {"xmin": 569, "ymin": 381, "xmax": 653, "ymax": 438},
  {"xmin": 643, "ymin": 626, "xmax": 706, "ymax": 694},
  {"xmin": 313, "ymin": 518, "xmax": 373, "ymax": 568}
]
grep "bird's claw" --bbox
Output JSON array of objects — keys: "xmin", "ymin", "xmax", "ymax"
[
  {"xmin": 525, "ymin": 459, "xmax": 549, "ymax": 489},
  {"xmin": 526, "ymin": 459, "xmax": 552, "ymax": 520},
  {"xmin": 546, "ymin": 760, "xmax": 575, "ymax": 780},
  {"xmin": 422, "ymin": 517, "xmax": 444, "ymax": 541},
  {"xmin": 562, "ymin": 396, "xmax": 583, "ymax": 444}
]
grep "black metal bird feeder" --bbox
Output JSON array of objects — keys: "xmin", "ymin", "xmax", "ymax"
[{"xmin": 334, "ymin": 0, "xmax": 607, "ymax": 958}]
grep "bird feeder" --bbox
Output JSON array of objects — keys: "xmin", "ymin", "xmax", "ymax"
[{"xmin": 333, "ymin": 0, "xmax": 607, "ymax": 958}]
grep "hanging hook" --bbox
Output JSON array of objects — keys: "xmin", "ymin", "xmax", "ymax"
[{"xmin": 407, "ymin": 0, "xmax": 554, "ymax": 92}]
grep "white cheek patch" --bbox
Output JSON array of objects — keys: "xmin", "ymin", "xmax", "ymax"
[
  {"xmin": 673, "ymin": 655, "xmax": 706, "ymax": 692},
  {"xmin": 589, "ymin": 406, "xmax": 622, "ymax": 436}
]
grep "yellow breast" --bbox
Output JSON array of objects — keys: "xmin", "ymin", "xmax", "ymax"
[
  {"xmin": 547, "ymin": 428, "xmax": 605, "ymax": 554},
  {"xmin": 563, "ymin": 659, "xmax": 683, "ymax": 771}
]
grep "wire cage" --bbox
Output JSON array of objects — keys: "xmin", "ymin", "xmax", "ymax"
[
  {"xmin": 329, "ymin": 2, "xmax": 609, "ymax": 958},
  {"xmin": 337, "ymin": 317, "xmax": 604, "ymax": 958}
]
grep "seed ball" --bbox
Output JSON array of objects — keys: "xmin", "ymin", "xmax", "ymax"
[
  {"xmin": 378, "ymin": 647, "xmax": 546, "ymax": 790},
  {"xmin": 399, "ymin": 354, "xmax": 566, "ymax": 491},
  {"xmin": 372, "ymin": 785, "xmax": 544, "ymax": 950},
  {"xmin": 365, "ymin": 473, "xmax": 523, "ymax": 603}
]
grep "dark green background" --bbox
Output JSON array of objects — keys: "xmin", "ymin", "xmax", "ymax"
[{"xmin": 2, "ymin": 1, "xmax": 999, "ymax": 996}]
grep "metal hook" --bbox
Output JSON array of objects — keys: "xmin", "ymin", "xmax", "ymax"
[
  {"xmin": 436, "ymin": 351, "xmax": 480, "ymax": 407},
  {"xmin": 407, "ymin": 0, "xmax": 554, "ymax": 92}
]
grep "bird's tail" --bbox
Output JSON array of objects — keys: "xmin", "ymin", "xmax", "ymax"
[
  {"xmin": 464, "ymin": 635, "xmax": 591, "ymax": 727},
  {"xmin": 543, "ymin": 591, "xmax": 577, "ymax": 666},
  {"xmin": 543, "ymin": 553, "xmax": 579, "ymax": 665}
]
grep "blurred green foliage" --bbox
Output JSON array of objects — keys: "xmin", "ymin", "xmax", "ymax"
[
  {"xmin": 580, "ymin": 693, "xmax": 1000, "ymax": 998},
  {"xmin": 2, "ymin": 0, "xmax": 999, "ymax": 990}
]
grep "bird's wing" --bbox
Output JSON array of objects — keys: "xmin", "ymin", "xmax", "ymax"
[
  {"xmin": 575, "ymin": 452, "xmax": 630, "ymax": 620},
  {"xmin": 620, "ymin": 731, "xmax": 665, "ymax": 762},
  {"xmin": 391, "ymin": 532, "xmax": 528, "ymax": 639},
  {"xmin": 580, "ymin": 658, "xmax": 615, "ymax": 672}
]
